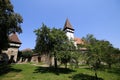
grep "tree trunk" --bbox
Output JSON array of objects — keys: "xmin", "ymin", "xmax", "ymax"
[
  {"xmin": 75, "ymin": 60, "xmax": 79, "ymax": 68},
  {"xmin": 54, "ymin": 57, "xmax": 57, "ymax": 68},
  {"xmin": 49, "ymin": 54, "xmax": 52, "ymax": 67},
  {"xmin": 94, "ymin": 69, "xmax": 98, "ymax": 80},
  {"xmin": 65, "ymin": 63, "xmax": 67, "ymax": 68},
  {"xmin": 0, "ymin": 48, "xmax": 2, "ymax": 62},
  {"xmin": 108, "ymin": 63, "xmax": 111, "ymax": 69},
  {"xmin": 0, "ymin": 48, "xmax": 2, "ymax": 54},
  {"xmin": 54, "ymin": 53, "xmax": 57, "ymax": 69}
]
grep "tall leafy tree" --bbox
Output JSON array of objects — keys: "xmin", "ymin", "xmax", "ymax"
[
  {"xmin": 101, "ymin": 44, "xmax": 120, "ymax": 68},
  {"xmin": 113, "ymin": 48, "xmax": 120, "ymax": 67},
  {"xmin": 49, "ymin": 28, "xmax": 68, "ymax": 68},
  {"xmin": 34, "ymin": 24, "xmax": 50, "ymax": 54},
  {"xmin": 34, "ymin": 24, "xmax": 68, "ymax": 68},
  {"xmin": 82, "ymin": 34, "xmax": 102, "ymax": 79},
  {"xmin": 0, "ymin": 0, "xmax": 23, "ymax": 54},
  {"xmin": 34, "ymin": 24, "xmax": 51, "ymax": 65},
  {"xmin": 82, "ymin": 34, "xmax": 119, "ymax": 78},
  {"xmin": 57, "ymin": 40, "xmax": 76, "ymax": 68}
]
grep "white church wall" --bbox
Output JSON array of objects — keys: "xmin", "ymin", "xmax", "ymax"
[{"xmin": 66, "ymin": 31, "xmax": 74, "ymax": 40}]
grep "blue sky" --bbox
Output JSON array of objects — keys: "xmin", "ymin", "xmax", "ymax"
[{"xmin": 11, "ymin": 0, "xmax": 120, "ymax": 50}]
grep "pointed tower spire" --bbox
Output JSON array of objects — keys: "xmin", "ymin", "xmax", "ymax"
[
  {"xmin": 63, "ymin": 18, "xmax": 75, "ymax": 40},
  {"xmin": 9, "ymin": 32, "xmax": 21, "ymax": 44},
  {"xmin": 63, "ymin": 18, "xmax": 74, "ymax": 31}
]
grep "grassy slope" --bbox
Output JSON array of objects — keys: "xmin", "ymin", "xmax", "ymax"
[{"xmin": 0, "ymin": 64, "xmax": 119, "ymax": 80}]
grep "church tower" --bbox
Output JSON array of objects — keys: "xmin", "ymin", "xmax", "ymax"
[
  {"xmin": 63, "ymin": 19, "xmax": 75, "ymax": 40},
  {"xmin": 8, "ymin": 32, "xmax": 22, "ymax": 62}
]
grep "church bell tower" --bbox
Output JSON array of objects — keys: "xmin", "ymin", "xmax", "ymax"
[{"xmin": 63, "ymin": 18, "xmax": 75, "ymax": 40}]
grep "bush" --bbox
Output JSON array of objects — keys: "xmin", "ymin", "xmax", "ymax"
[{"xmin": 21, "ymin": 50, "xmax": 33, "ymax": 62}]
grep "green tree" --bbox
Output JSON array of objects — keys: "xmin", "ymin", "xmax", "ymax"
[
  {"xmin": 0, "ymin": 0, "xmax": 23, "ymax": 54},
  {"xmin": 57, "ymin": 40, "xmax": 76, "ymax": 68},
  {"xmin": 113, "ymin": 48, "xmax": 120, "ymax": 67},
  {"xmin": 34, "ymin": 24, "xmax": 50, "ymax": 54},
  {"xmin": 99, "ymin": 40, "xmax": 114, "ymax": 68},
  {"xmin": 49, "ymin": 28, "xmax": 68, "ymax": 68},
  {"xmin": 102, "ymin": 46, "xmax": 120, "ymax": 68},
  {"xmin": 21, "ymin": 50, "xmax": 33, "ymax": 62},
  {"xmin": 82, "ymin": 34, "xmax": 101, "ymax": 79},
  {"xmin": 82, "ymin": 34, "xmax": 119, "ymax": 79},
  {"xmin": 34, "ymin": 24, "xmax": 68, "ymax": 68},
  {"xmin": 71, "ymin": 50, "xmax": 82, "ymax": 68},
  {"xmin": 34, "ymin": 24, "xmax": 51, "ymax": 65}
]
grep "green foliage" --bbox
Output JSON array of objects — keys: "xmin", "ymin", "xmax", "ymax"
[
  {"xmin": 34, "ymin": 24, "xmax": 51, "ymax": 54},
  {"xmin": 21, "ymin": 50, "xmax": 33, "ymax": 62},
  {"xmin": 34, "ymin": 24, "xmax": 85, "ymax": 68},
  {"xmin": 34, "ymin": 24, "xmax": 68, "ymax": 68},
  {"xmin": 34, "ymin": 23, "xmax": 68, "ymax": 54},
  {"xmin": 82, "ymin": 34, "xmax": 119, "ymax": 68},
  {"xmin": 22, "ymin": 51, "xmax": 33, "ymax": 58},
  {"xmin": 71, "ymin": 51, "xmax": 83, "ymax": 68},
  {"xmin": 57, "ymin": 51, "xmax": 71, "ymax": 68},
  {"xmin": 57, "ymin": 40, "xmax": 76, "ymax": 68},
  {"xmin": 82, "ymin": 34, "xmax": 120, "ymax": 78},
  {"xmin": 0, "ymin": 0, "xmax": 23, "ymax": 51}
]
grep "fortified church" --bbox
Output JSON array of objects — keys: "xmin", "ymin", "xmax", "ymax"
[
  {"xmin": 33, "ymin": 19, "xmax": 84, "ymax": 64},
  {"xmin": 1, "ymin": 18, "xmax": 84, "ymax": 63}
]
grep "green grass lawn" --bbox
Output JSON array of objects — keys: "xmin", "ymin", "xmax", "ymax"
[{"xmin": 0, "ymin": 63, "xmax": 119, "ymax": 80}]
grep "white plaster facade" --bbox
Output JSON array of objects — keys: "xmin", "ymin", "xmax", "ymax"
[
  {"xmin": 65, "ymin": 29, "xmax": 74, "ymax": 40},
  {"xmin": 7, "ymin": 47, "xmax": 19, "ymax": 62}
]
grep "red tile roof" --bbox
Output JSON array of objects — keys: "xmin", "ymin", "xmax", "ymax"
[
  {"xmin": 63, "ymin": 18, "xmax": 74, "ymax": 30},
  {"xmin": 9, "ymin": 33, "xmax": 21, "ymax": 44},
  {"xmin": 74, "ymin": 37, "xmax": 84, "ymax": 45}
]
